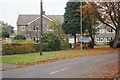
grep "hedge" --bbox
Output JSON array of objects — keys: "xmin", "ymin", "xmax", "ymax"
[
  {"xmin": 43, "ymin": 33, "xmax": 61, "ymax": 51},
  {"xmin": 2, "ymin": 41, "xmax": 48, "ymax": 55},
  {"xmin": 61, "ymin": 41, "xmax": 69, "ymax": 50}
]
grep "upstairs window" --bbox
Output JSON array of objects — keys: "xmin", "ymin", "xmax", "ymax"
[
  {"xmin": 21, "ymin": 26, "xmax": 25, "ymax": 31},
  {"xmin": 33, "ymin": 26, "xmax": 39, "ymax": 31}
]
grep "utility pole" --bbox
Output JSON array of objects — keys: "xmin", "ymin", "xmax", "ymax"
[
  {"xmin": 40, "ymin": 0, "xmax": 43, "ymax": 55},
  {"xmin": 80, "ymin": 1, "xmax": 82, "ymax": 51}
]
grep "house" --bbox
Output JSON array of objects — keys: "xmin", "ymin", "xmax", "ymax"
[
  {"xmin": 17, "ymin": 13, "xmax": 115, "ymax": 45},
  {"xmin": 95, "ymin": 23, "xmax": 115, "ymax": 45},
  {"xmin": 17, "ymin": 13, "xmax": 63, "ymax": 42}
]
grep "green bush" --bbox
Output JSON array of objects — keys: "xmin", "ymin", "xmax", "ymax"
[
  {"xmin": 43, "ymin": 33, "xmax": 61, "ymax": 51},
  {"xmin": 61, "ymin": 41, "xmax": 69, "ymax": 50},
  {"xmin": 34, "ymin": 43, "xmax": 48, "ymax": 52},
  {"xmin": 14, "ymin": 34, "xmax": 26, "ymax": 40},
  {"xmin": 2, "ymin": 30, "xmax": 9, "ymax": 38},
  {"xmin": 2, "ymin": 40, "xmax": 48, "ymax": 55}
]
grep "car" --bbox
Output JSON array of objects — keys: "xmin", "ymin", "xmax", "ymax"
[{"xmin": 80, "ymin": 38, "xmax": 90, "ymax": 43}]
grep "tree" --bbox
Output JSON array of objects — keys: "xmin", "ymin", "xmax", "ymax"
[
  {"xmin": 14, "ymin": 34, "xmax": 26, "ymax": 40},
  {"xmin": 62, "ymin": 1, "xmax": 85, "ymax": 48},
  {"xmin": 2, "ymin": 30, "xmax": 9, "ymax": 38},
  {"xmin": 89, "ymin": 2, "xmax": 120, "ymax": 48},
  {"xmin": 81, "ymin": 3, "xmax": 99, "ymax": 48},
  {"xmin": 0, "ymin": 21, "xmax": 14, "ymax": 38},
  {"xmin": 48, "ymin": 18, "xmax": 65, "ymax": 40}
]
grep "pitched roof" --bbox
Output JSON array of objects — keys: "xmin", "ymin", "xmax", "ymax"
[
  {"xmin": 17, "ymin": 15, "xmax": 39, "ymax": 26},
  {"xmin": 46, "ymin": 15, "xmax": 64, "ymax": 24},
  {"xmin": 17, "ymin": 14, "xmax": 64, "ymax": 26}
]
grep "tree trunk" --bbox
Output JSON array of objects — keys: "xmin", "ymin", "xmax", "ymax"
[
  {"xmin": 113, "ymin": 28, "xmax": 119, "ymax": 48},
  {"xmin": 73, "ymin": 34, "xmax": 77, "ymax": 48},
  {"xmin": 90, "ymin": 34, "xmax": 94, "ymax": 48}
]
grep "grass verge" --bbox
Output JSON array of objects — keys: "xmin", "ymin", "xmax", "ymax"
[{"xmin": 1, "ymin": 47, "xmax": 118, "ymax": 65}]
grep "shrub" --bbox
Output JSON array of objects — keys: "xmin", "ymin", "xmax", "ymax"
[
  {"xmin": 61, "ymin": 41, "xmax": 69, "ymax": 50},
  {"xmin": 43, "ymin": 33, "xmax": 61, "ymax": 51},
  {"xmin": 34, "ymin": 43, "xmax": 48, "ymax": 52},
  {"xmin": 14, "ymin": 34, "xmax": 26, "ymax": 40},
  {"xmin": 2, "ymin": 30, "xmax": 9, "ymax": 38},
  {"xmin": 2, "ymin": 40, "xmax": 48, "ymax": 55}
]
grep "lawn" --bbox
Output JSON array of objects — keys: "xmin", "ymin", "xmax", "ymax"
[{"xmin": 1, "ymin": 47, "xmax": 117, "ymax": 65}]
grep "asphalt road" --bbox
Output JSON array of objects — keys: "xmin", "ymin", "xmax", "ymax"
[{"xmin": 2, "ymin": 53, "xmax": 118, "ymax": 78}]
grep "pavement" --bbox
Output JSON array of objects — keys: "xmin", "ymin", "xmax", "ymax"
[
  {"xmin": 2, "ymin": 53, "xmax": 118, "ymax": 78},
  {"xmin": 0, "ymin": 63, "xmax": 16, "ymax": 71}
]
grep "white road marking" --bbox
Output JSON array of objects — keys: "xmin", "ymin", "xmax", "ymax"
[
  {"xmin": 49, "ymin": 68, "xmax": 68, "ymax": 75},
  {"xmin": 95, "ymin": 59, "xmax": 103, "ymax": 62}
]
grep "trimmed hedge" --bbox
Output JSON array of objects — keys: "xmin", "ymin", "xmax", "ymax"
[
  {"xmin": 2, "ymin": 40, "xmax": 48, "ymax": 55},
  {"xmin": 34, "ymin": 43, "xmax": 48, "ymax": 52},
  {"xmin": 14, "ymin": 34, "xmax": 26, "ymax": 40}
]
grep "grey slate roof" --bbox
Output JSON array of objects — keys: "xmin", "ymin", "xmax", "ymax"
[
  {"xmin": 17, "ymin": 14, "xmax": 64, "ymax": 26},
  {"xmin": 17, "ymin": 15, "xmax": 39, "ymax": 26},
  {"xmin": 46, "ymin": 15, "xmax": 64, "ymax": 24}
]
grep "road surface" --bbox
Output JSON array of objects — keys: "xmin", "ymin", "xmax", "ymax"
[{"xmin": 2, "ymin": 53, "xmax": 118, "ymax": 78}]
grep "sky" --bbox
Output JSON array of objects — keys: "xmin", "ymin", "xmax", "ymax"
[{"xmin": 0, "ymin": 0, "xmax": 68, "ymax": 30}]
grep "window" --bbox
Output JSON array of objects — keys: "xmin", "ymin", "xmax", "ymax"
[
  {"xmin": 96, "ymin": 38, "xmax": 100, "ymax": 41},
  {"xmin": 21, "ymin": 26, "xmax": 25, "ymax": 31},
  {"xmin": 33, "ymin": 26, "xmax": 36, "ymax": 31},
  {"xmin": 33, "ymin": 26, "xmax": 39, "ymax": 31},
  {"xmin": 36, "ymin": 26, "xmax": 39, "ymax": 31},
  {"xmin": 100, "ymin": 38, "xmax": 103, "ymax": 42},
  {"xmin": 107, "ymin": 37, "xmax": 112, "ymax": 42},
  {"xmin": 33, "ymin": 37, "xmax": 39, "ymax": 42},
  {"xmin": 107, "ymin": 29, "xmax": 115, "ymax": 33}
]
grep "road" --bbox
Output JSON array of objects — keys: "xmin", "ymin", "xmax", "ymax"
[{"xmin": 2, "ymin": 53, "xmax": 118, "ymax": 78}]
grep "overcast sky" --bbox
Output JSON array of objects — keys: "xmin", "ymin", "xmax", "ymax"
[{"xmin": 0, "ymin": 0, "xmax": 68, "ymax": 30}]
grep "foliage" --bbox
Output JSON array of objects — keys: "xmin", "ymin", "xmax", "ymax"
[
  {"xmin": 43, "ymin": 33, "xmax": 61, "ymax": 51},
  {"xmin": 14, "ymin": 34, "xmax": 26, "ymax": 40},
  {"xmin": 2, "ymin": 30, "xmax": 9, "ymax": 38},
  {"xmin": 61, "ymin": 41, "xmax": 69, "ymax": 50},
  {"xmin": 81, "ymin": 2, "xmax": 99, "ymax": 48},
  {"xmin": 34, "ymin": 43, "xmax": 48, "ymax": 52},
  {"xmin": 2, "ymin": 40, "xmax": 48, "ymax": 55},
  {"xmin": 48, "ymin": 18, "xmax": 65, "ymax": 40},
  {"xmin": 63, "ymin": 2, "xmax": 81, "ymax": 34},
  {"xmin": 62, "ymin": 2, "xmax": 86, "ymax": 46},
  {"xmin": 89, "ymin": 2, "xmax": 120, "ymax": 48},
  {"xmin": 0, "ymin": 21, "xmax": 14, "ymax": 38}
]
